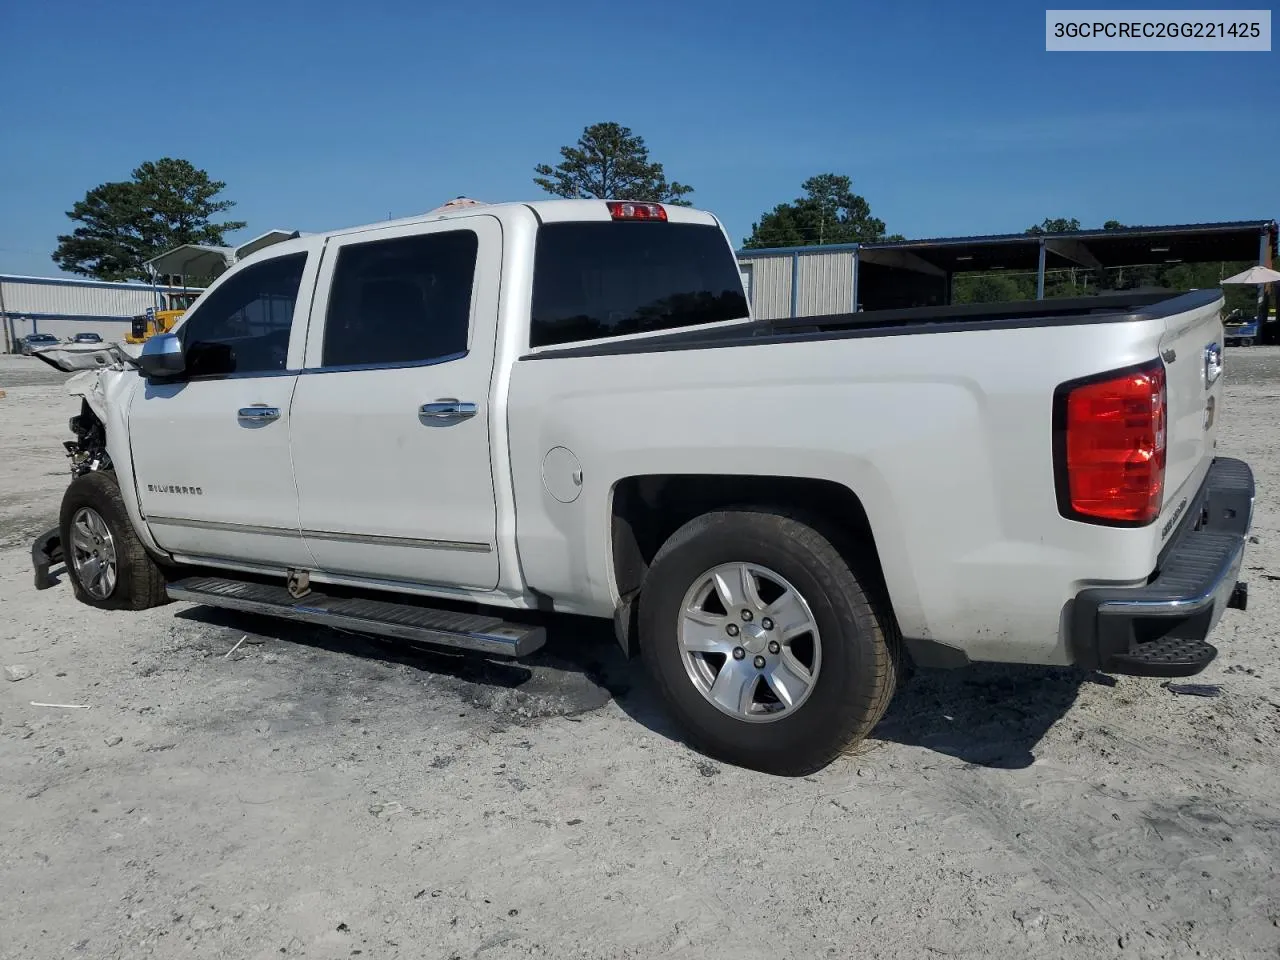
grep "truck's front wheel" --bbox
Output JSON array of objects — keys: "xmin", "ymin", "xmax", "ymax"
[
  {"xmin": 60, "ymin": 471, "xmax": 169, "ymax": 611},
  {"xmin": 639, "ymin": 509, "xmax": 900, "ymax": 776}
]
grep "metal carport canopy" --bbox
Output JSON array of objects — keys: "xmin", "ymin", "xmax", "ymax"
[
  {"xmin": 144, "ymin": 230, "xmax": 302, "ymax": 281},
  {"xmin": 859, "ymin": 220, "xmax": 1277, "ymax": 273},
  {"xmin": 144, "ymin": 244, "xmax": 233, "ymax": 281}
]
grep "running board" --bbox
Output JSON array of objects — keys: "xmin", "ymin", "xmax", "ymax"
[{"xmin": 166, "ymin": 575, "xmax": 545, "ymax": 658}]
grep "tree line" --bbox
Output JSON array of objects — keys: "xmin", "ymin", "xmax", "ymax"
[{"xmin": 48, "ymin": 122, "xmax": 1261, "ymax": 315}]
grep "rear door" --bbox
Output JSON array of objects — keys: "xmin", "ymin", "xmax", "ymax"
[
  {"xmin": 288, "ymin": 216, "xmax": 502, "ymax": 589},
  {"xmin": 1159, "ymin": 296, "xmax": 1226, "ymax": 513}
]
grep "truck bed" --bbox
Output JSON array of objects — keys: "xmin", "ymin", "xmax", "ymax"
[
  {"xmin": 524, "ymin": 289, "xmax": 1210, "ymax": 359},
  {"xmin": 508, "ymin": 287, "xmax": 1227, "ymax": 666}
]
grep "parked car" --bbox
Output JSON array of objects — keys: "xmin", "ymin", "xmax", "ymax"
[
  {"xmin": 18, "ymin": 332, "xmax": 59, "ymax": 355},
  {"xmin": 70, "ymin": 331, "xmax": 103, "ymax": 344},
  {"xmin": 29, "ymin": 198, "xmax": 1254, "ymax": 775}
]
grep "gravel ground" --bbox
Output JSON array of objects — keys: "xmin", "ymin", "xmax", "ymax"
[{"xmin": 1, "ymin": 350, "xmax": 1279, "ymax": 960}]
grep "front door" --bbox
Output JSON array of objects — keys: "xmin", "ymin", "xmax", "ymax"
[
  {"xmin": 130, "ymin": 243, "xmax": 322, "ymax": 569},
  {"xmin": 288, "ymin": 216, "xmax": 502, "ymax": 590}
]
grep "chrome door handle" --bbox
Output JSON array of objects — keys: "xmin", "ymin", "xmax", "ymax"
[
  {"xmin": 238, "ymin": 405, "xmax": 281, "ymax": 422},
  {"xmin": 419, "ymin": 399, "xmax": 477, "ymax": 421}
]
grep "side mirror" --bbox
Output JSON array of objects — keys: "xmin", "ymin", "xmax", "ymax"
[{"xmin": 137, "ymin": 333, "xmax": 185, "ymax": 379}]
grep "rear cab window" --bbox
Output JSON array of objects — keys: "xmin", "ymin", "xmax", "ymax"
[
  {"xmin": 530, "ymin": 221, "xmax": 749, "ymax": 348},
  {"xmin": 321, "ymin": 230, "xmax": 477, "ymax": 369}
]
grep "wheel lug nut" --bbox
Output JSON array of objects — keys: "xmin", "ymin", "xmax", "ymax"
[
  {"xmin": 761, "ymin": 617, "xmax": 774, "ymax": 631},
  {"xmin": 732, "ymin": 647, "xmax": 746, "ymax": 660},
  {"xmin": 753, "ymin": 655, "xmax": 766, "ymax": 669},
  {"xmin": 726, "ymin": 623, "xmax": 740, "ymax": 637},
  {"xmin": 741, "ymin": 609, "xmax": 753, "ymax": 622},
  {"xmin": 768, "ymin": 640, "xmax": 780, "ymax": 654}
]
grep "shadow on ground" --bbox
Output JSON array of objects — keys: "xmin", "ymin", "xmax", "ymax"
[
  {"xmin": 174, "ymin": 606, "xmax": 1096, "ymax": 770},
  {"xmin": 872, "ymin": 663, "xmax": 1098, "ymax": 769},
  {"xmin": 174, "ymin": 605, "xmax": 640, "ymax": 721}
]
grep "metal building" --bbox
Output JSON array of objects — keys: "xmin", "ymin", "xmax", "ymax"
[
  {"xmin": 738, "ymin": 245, "xmax": 859, "ymax": 320},
  {"xmin": 1, "ymin": 231, "xmax": 302, "ymax": 352},
  {"xmin": 1, "ymin": 274, "xmax": 205, "ymax": 350},
  {"xmin": 738, "ymin": 219, "xmax": 1279, "ymax": 320}
]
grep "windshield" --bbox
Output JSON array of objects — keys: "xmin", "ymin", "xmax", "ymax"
[{"xmin": 530, "ymin": 222, "xmax": 748, "ymax": 348}]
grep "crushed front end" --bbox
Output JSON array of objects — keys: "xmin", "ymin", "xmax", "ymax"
[{"xmin": 30, "ymin": 349, "xmax": 132, "ymax": 589}]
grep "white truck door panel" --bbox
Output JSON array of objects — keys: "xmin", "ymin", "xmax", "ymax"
[
  {"xmin": 289, "ymin": 217, "xmax": 502, "ymax": 589},
  {"xmin": 130, "ymin": 244, "xmax": 321, "ymax": 568}
]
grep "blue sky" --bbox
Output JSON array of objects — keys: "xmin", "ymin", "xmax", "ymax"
[{"xmin": 1, "ymin": 0, "xmax": 1275, "ymax": 277}]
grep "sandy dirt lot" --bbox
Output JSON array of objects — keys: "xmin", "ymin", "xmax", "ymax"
[{"xmin": 1, "ymin": 350, "xmax": 1278, "ymax": 960}]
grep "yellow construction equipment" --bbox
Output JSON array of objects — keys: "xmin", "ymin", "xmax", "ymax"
[{"xmin": 125, "ymin": 290, "xmax": 202, "ymax": 344}]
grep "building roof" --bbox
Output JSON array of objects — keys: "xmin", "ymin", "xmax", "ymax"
[
  {"xmin": 738, "ymin": 219, "xmax": 1279, "ymax": 272},
  {"xmin": 864, "ymin": 219, "xmax": 1276, "ymax": 248},
  {"xmin": 144, "ymin": 230, "xmax": 302, "ymax": 279},
  {"xmin": 0, "ymin": 273, "xmax": 204, "ymax": 292}
]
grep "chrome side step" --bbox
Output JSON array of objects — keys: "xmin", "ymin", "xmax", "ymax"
[{"xmin": 166, "ymin": 575, "xmax": 545, "ymax": 658}]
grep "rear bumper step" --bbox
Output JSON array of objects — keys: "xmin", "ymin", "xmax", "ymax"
[
  {"xmin": 166, "ymin": 575, "xmax": 545, "ymax": 658},
  {"xmin": 1070, "ymin": 456, "xmax": 1255, "ymax": 678}
]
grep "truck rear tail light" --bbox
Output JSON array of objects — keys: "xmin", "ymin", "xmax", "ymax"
[
  {"xmin": 607, "ymin": 201, "xmax": 667, "ymax": 221},
  {"xmin": 1053, "ymin": 359, "xmax": 1167, "ymax": 526}
]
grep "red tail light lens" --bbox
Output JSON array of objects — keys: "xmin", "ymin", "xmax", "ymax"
[
  {"xmin": 1054, "ymin": 360, "xmax": 1167, "ymax": 526},
  {"xmin": 607, "ymin": 201, "xmax": 667, "ymax": 221}
]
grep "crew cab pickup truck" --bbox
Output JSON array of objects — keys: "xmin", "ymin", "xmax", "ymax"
[{"xmin": 31, "ymin": 198, "xmax": 1254, "ymax": 774}]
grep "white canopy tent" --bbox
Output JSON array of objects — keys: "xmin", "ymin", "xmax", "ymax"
[{"xmin": 1221, "ymin": 265, "xmax": 1280, "ymax": 285}]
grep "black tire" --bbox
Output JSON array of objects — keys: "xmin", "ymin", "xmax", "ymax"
[
  {"xmin": 59, "ymin": 471, "xmax": 169, "ymax": 611},
  {"xmin": 638, "ymin": 508, "xmax": 901, "ymax": 776}
]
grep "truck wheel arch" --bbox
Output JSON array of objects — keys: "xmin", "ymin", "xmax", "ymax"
[{"xmin": 608, "ymin": 474, "xmax": 893, "ymax": 657}]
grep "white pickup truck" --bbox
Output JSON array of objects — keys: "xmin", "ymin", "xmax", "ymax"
[{"xmin": 31, "ymin": 198, "xmax": 1254, "ymax": 774}]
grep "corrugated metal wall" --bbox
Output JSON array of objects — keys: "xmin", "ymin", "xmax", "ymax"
[
  {"xmin": 737, "ymin": 250, "xmax": 857, "ymax": 320},
  {"xmin": 2, "ymin": 275, "xmax": 203, "ymax": 351},
  {"xmin": 0, "ymin": 276, "xmax": 174, "ymax": 317},
  {"xmin": 737, "ymin": 254, "xmax": 793, "ymax": 320},
  {"xmin": 796, "ymin": 251, "xmax": 855, "ymax": 316},
  {"xmin": 8, "ymin": 316, "xmax": 134, "ymax": 343}
]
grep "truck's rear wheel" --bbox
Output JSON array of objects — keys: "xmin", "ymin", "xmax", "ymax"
[
  {"xmin": 59, "ymin": 471, "xmax": 168, "ymax": 611},
  {"xmin": 639, "ymin": 509, "xmax": 900, "ymax": 776}
]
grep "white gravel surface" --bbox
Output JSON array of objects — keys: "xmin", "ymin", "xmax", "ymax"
[{"xmin": 1, "ymin": 350, "xmax": 1278, "ymax": 960}]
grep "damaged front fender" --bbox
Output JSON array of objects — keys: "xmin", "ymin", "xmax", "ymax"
[
  {"xmin": 32, "ymin": 342, "xmax": 139, "ymax": 424},
  {"xmin": 30, "ymin": 339, "xmax": 169, "ymax": 587},
  {"xmin": 30, "ymin": 341, "xmax": 139, "ymax": 374}
]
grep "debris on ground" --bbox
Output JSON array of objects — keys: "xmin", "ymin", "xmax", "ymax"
[
  {"xmin": 1012, "ymin": 907, "xmax": 1047, "ymax": 932},
  {"xmin": 1162, "ymin": 682, "xmax": 1223, "ymax": 698},
  {"xmin": 4, "ymin": 665, "xmax": 34, "ymax": 682}
]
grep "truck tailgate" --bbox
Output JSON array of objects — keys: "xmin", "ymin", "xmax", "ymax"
[{"xmin": 1159, "ymin": 296, "xmax": 1225, "ymax": 521}]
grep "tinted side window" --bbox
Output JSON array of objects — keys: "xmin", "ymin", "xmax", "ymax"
[
  {"xmin": 179, "ymin": 253, "xmax": 306, "ymax": 377},
  {"xmin": 323, "ymin": 230, "xmax": 478, "ymax": 368},
  {"xmin": 530, "ymin": 223, "xmax": 749, "ymax": 348}
]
